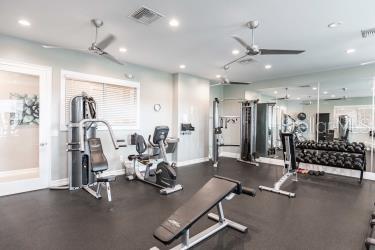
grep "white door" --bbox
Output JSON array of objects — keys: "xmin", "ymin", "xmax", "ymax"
[{"xmin": 0, "ymin": 60, "xmax": 51, "ymax": 196}]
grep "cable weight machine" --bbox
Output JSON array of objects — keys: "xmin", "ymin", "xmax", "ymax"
[{"xmin": 212, "ymin": 98, "xmax": 259, "ymax": 167}]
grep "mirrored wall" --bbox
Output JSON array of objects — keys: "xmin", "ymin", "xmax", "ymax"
[{"xmin": 256, "ymin": 76, "xmax": 375, "ymax": 173}]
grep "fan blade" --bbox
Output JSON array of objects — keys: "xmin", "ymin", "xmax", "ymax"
[
  {"xmin": 232, "ymin": 36, "xmax": 252, "ymax": 50},
  {"xmin": 223, "ymin": 54, "xmax": 250, "ymax": 70},
  {"xmin": 324, "ymin": 98, "xmax": 344, "ymax": 101},
  {"xmin": 275, "ymin": 97, "xmax": 288, "ymax": 100},
  {"xmin": 42, "ymin": 44, "xmax": 86, "ymax": 51},
  {"xmin": 101, "ymin": 52, "xmax": 124, "ymax": 65},
  {"xmin": 260, "ymin": 49, "xmax": 305, "ymax": 55},
  {"xmin": 96, "ymin": 34, "xmax": 116, "ymax": 50},
  {"xmin": 210, "ymin": 83, "xmax": 222, "ymax": 86},
  {"xmin": 230, "ymin": 81, "xmax": 252, "ymax": 85},
  {"xmin": 42, "ymin": 45, "xmax": 62, "ymax": 49}
]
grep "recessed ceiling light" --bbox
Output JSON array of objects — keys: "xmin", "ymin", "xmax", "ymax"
[
  {"xmin": 323, "ymin": 91, "xmax": 328, "ymax": 95},
  {"xmin": 312, "ymin": 87, "xmax": 317, "ymax": 90},
  {"xmin": 169, "ymin": 18, "xmax": 179, "ymax": 27},
  {"xmin": 331, "ymin": 94, "xmax": 336, "ymax": 98},
  {"xmin": 119, "ymin": 47, "xmax": 127, "ymax": 53},
  {"xmin": 265, "ymin": 64, "xmax": 272, "ymax": 69},
  {"xmin": 273, "ymin": 90, "xmax": 278, "ymax": 94},
  {"xmin": 124, "ymin": 73, "xmax": 134, "ymax": 79},
  {"xmin": 232, "ymin": 49, "xmax": 239, "ymax": 55},
  {"xmin": 18, "ymin": 19, "xmax": 31, "ymax": 27},
  {"xmin": 361, "ymin": 60, "xmax": 375, "ymax": 66},
  {"xmin": 328, "ymin": 21, "xmax": 343, "ymax": 28},
  {"xmin": 346, "ymin": 49, "xmax": 356, "ymax": 54},
  {"xmin": 296, "ymin": 97, "xmax": 301, "ymax": 100},
  {"xmin": 216, "ymin": 74, "xmax": 221, "ymax": 78},
  {"xmin": 179, "ymin": 64, "xmax": 186, "ymax": 69}
]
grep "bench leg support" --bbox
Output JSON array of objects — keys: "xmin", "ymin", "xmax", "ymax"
[
  {"xmin": 106, "ymin": 182, "xmax": 112, "ymax": 202},
  {"xmin": 259, "ymin": 171, "xmax": 296, "ymax": 198},
  {"xmin": 169, "ymin": 202, "xmax": 248, "ymax": 250},
  {"xmin": 83, "ymin": 182, "xmax": 113, "ymax": 202}
]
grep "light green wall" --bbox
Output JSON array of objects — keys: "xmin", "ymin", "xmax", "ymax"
[{"xmin": 0, "ymin": 34, "xmax": 174, "ymax": 180}]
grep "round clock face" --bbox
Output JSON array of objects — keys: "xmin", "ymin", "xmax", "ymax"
[{"xmin": 154, "ymin": 104, "xmax": 161, "ymax": 112}]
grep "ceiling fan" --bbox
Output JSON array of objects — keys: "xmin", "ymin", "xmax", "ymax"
[
  {"xmin": 223, "ymin": 20, "xmax": 305, "ymax": 70},
  {"xmin": 323, "ymin": 88, "xmax": 348, "ymax": 101},
  {"xmin": 210, "ymin": 76, "xmax": 252, "ymax": 86},
  {"xmin": 301, "ymin": 96, "xmax": 313, "ymax": 105},
  {"xmin": 43, "ymin": 19, "xmax": 123, "ymax": 65}
]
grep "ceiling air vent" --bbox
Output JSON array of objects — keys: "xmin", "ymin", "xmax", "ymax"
[{"xmin": 129, "ymin": 6, "xmax": 164, "ymax": 25}]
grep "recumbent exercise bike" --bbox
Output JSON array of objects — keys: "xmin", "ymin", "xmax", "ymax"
[{"xmin": 127, "ymin": 126, "xmax": 183, "ymax": 195}]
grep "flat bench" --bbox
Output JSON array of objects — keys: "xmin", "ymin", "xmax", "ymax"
[{"xmin": 153, "ymin": 175, "xmax": 256, "ymax": 249}]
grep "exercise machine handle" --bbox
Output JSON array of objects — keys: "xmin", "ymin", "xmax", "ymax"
[
  {"xmin": 242, "ymin": 187, "xmax": 257, "ymax": 197},
  {"xmin": 78, "ymin": 119, "xmax": 119, "ymax": 151},
  {"xmin": 148, "ymin": 135, "xmax": 157, "ymax": 147}
]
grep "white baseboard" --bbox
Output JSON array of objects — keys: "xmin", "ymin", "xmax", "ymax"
[
  {"xmin": 0, "ymin": 168, "xmax": 38, "ymax": 178},
  {"xmin": 257, "ymin": 157, "xmax": 284, "ymax": 166},
  {"xmin": 177, "ymin": 157, "xmax": 209, "ymax": 167},
  {"xmin": 49, "ymin": 168, "xmax": 126, "ymax": 187},
  {"xmin": 49, "ymin": 178, "xmax": 68, "ymax": 187},
  {"xmin": 364, "ymin": 172, "xmax": 375, "ymax": 181},
  {"xmin": 220, "ymin": 152, "xmax": 240, "ymax": 159}
]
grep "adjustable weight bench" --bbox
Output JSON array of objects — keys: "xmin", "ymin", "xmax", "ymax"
[{"xmin": 153, "ymin": 175, "xmax": 256, "ymax": 250}]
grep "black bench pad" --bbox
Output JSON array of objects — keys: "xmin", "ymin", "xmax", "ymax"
[
  {"xmin": 153, "ymin": 177, "xmax": 237, "ymax": 244},
  {"xmin": 97, "ymin": 175, "xmax": 116, "ymax": 182},
  {"xmin": 88, "ymin": 138, "xmax": 108, "ymax": 173}
]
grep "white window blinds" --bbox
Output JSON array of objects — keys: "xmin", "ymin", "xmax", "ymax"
[{"xmin": 63, "ymin": 76, "xmax": 139, "ymax": 130}]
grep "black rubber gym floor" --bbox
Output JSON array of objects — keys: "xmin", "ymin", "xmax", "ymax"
[{"xmin": 0, "ymin": 157, "xmax": 373, "ymax": 250}]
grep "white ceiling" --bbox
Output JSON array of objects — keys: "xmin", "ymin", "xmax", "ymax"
[{"xmin": 0, "ymin": 0, "xmax": 375, "ymax": 82}]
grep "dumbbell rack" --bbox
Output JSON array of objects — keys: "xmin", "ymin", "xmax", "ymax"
[{"xmin": 296, "ymin": 141, "xmax": 366, "ymax": 183}]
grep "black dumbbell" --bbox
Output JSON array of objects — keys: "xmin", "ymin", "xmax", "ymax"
[
  {"xmin": 339, "ymin": 144, "xmax": 347, "ymax": 152},
  {"xmin": 353, "ymin": 158, "xmax": 363, "ymax": 170},
  {"xmin": 328, "ymin": 158, "xmax": 336, "ymax": 166},
  {"xmin": 354, "ymin": 157, "xmax": 363, "ymax": 165},
  {"xmin": 320, "ymin": 158, "xmax": 329, "ymax": 165},
  {"xmin": 354, "ymin": 146, "xmax": 364, "ymax": 154},
  {"xmin": 347, "ymin": 145, "xmax": 355, "ymax": 152},
  {"xmin": 344, "ymin": 159, "xmax": 352, "ymax": 168}
]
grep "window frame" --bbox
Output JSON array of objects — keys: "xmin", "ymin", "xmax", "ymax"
[
  {"xmin": 60, "ymin": 70, "xmax": 140, "ymax": 131},
  {"xmin": 333, "ymin": 104, "xmax": 372, "ymax": 132}
]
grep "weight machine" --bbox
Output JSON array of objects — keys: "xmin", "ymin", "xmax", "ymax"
[
  {"xmin": 259, "ymin": 132, "xmax": 297, "ymax": 198},
  {"xmin": 212, "ymin": 98, "xmax": 258, "ymax": 167},
  {"xmin": 65, "ymin": 94, "xmax": 126, "ymax": 202},
  {"xmin": 239, "ymin": 100, "xmax": 259, "ymax": 165}
]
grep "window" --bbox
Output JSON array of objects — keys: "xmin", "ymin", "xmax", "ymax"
[
  {"xmin": 333, "ymin": 105, "xmax": 373, "ymax": 133},
  {"xmin": 60, "ymin": 70, "xmax": 140, "ymax": 130}
]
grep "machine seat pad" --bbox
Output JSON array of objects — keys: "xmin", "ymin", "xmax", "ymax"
[
  {"xmin": 97, "ymin": 175, "xmax": 116, "ymax": 182},
  {"xmin": 138, "ymin": 154, "xmax": 151, "ymax": 161},
  {"xmin": 153, "ymin": 177, "xmax": 237, "ymax": 244},
  {"xmin": 88, "ymin": 138, "xmax": 109, "ymax": 173}
]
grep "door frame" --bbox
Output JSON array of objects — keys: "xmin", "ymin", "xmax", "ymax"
[{"xmin": 0, "ymin": 59, "xmax": 52, "ymax": 196}]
